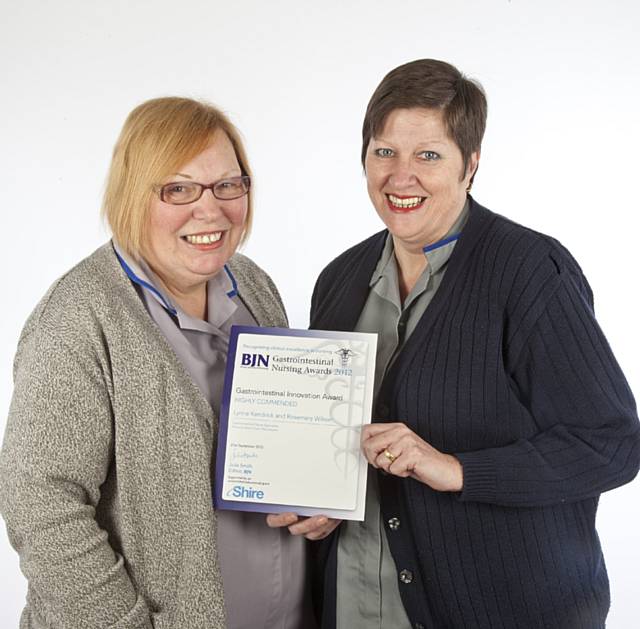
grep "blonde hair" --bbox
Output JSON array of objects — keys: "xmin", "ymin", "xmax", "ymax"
[{"xmin": 102, "ymin": 97, "xmax": 253, "ymax": 256}]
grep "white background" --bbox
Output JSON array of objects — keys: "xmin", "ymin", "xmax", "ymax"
[{"xmin": 1, "ymin": 0, "xmax": 639, "ymax": 626}]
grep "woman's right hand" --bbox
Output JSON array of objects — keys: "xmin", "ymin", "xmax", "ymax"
[{"xmin": 266, "ymin": 512, "xmax": 341, "ymax": 540}]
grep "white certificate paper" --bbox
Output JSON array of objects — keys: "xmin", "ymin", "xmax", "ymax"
[{"xmin": 214, "ymin": 326, "xmax": 377, "ymax": 521}]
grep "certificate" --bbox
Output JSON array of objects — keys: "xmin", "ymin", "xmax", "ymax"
[{"xmin": 214, "ymin": 326, "xmax": 377, "ymax": 521}]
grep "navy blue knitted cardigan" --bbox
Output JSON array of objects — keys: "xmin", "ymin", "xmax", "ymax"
[{"xmin": 309, "ymin": 199, "xmax": 640, "ymax": 629}]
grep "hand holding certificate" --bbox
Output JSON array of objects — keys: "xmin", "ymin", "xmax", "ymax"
[{"xmin": 214, "ymin": 326, "xmax": 377, "ymax": 521}]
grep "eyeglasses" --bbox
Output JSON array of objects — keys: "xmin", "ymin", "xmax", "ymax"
[{"xmin": 156, "ymin": 175, "xmax": 251, "ymax": 205}]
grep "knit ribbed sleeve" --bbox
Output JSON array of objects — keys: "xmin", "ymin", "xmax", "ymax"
[{"xmin": 458, "ymin": 254, "xmax": 640, "ymax": 506}]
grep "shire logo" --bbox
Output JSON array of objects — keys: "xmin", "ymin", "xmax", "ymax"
[
  {"xmin": 240, "ymin": 353, "xmax": 270, "ymax": 368},
  {"xmin": 226, "ymin": 485, "xmax": 265, "ymax": 500}
]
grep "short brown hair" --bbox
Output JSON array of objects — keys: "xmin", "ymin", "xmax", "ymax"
[
  {"xmin": 361, "ymin": 59, "xmax": 487, "ymax": 181},
  {"xmin": 103, "ymin": 97, "xmax": 253, "ymax": 257}
]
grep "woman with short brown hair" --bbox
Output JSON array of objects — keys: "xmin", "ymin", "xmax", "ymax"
[{"xmin": 276, "ymin": 59, "xmax": 640, "ymax": 629}]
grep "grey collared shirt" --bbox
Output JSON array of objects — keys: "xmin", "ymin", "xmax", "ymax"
[
  {"xmin": 336, "ymin": 203, "xmax": 468, "ymax": 629},
  {"xmin": 114, "ymin": 244, "xmax": 314, "ymax": 629}
]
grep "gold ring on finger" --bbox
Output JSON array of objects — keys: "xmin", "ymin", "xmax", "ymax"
[{"xmin": 383, "ymin": 449, "xmax": 396, "ymax": 463}]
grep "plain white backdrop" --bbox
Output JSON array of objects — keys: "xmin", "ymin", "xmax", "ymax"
[{"xmin": 1, "ymin": 0, "xmax": 639, "ymax": 626}]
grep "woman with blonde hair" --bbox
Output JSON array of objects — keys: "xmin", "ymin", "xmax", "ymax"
[{"xmin": 0, "ymin": 97, "xmax": 314, "ymax": 628}]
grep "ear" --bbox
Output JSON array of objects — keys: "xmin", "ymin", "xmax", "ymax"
[{"xmin": 466, "ymin": 150, "xmax": 480, "ymax": 183}]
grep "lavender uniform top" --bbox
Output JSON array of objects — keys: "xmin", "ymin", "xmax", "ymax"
[{"xmin": 114, "ymin": 243, "xmax": 315, "ymax": 629}]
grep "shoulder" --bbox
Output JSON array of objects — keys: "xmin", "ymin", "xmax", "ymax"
[
  {"xmin": 470, "ymin": 200, "xmax": 591, "ymax": 304},
  {"xmin": 17, "ymin": 242, "xmax": 146, "ymax": 358},
  {"xmin": 227, "ymin": 252, "xmax": 288, "ymax": 327},
  {"xmin": 482, "ymin": 204, "xmax": 582, "ymax": 270},
  {"xmin": 309, "ymin": 231, "xmax": 386, "ymax": 329},
  {"xmin": 315, "ymin": 230, "xmax": 386, "ymax": 289},
  {"xmin": 469, "ymin": 202, "xmax": 596, "ymax": 363},
  {"xmin": 227, "ymin": 251, "xmax": 274, "ymax": 285}
]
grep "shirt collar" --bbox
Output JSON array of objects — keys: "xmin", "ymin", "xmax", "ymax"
[
  {"xmin": 422, "ymin": 199, "xmax": 470, "ymax": 276},
  {"xmin": 370, "ymin": 233, "xmax": 397, "ymax": 287},
  {"xmin": 370, "ymin": 198, "xmax": 470, "ymax": 289},
  {"xmin": 112, "ymin": 240, "xmax": 239, "ymax": 331}
]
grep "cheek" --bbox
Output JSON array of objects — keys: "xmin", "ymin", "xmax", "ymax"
[
  {"xmin": 148, "ymin": 206, "xmax": 188, "ymax": 238},
  {"xmin": 365, "ymin": 169, "xmax": 385, "ymax": 201},
  {"xmin": 228, "ymin": 199, "xmax": 248, "ymax": 226},
  {"xmin": 432, "ymin": 170, "xmax": 463, "ymax": 197}
]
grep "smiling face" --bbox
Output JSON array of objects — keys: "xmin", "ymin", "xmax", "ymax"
[
  {"xmin": 365, "ymin": 107, "xmax": 478, "ymax": 252},
  {"xmin": 142, "ymin": 131, "xmax": 247, "ymax": 298}
]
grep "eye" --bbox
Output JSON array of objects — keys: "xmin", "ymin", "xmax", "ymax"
[
  {"xmin": 161, "ymin": 181, "xmax": 199, "ymax": 203},
  {"xmin": 213, "ymin": 177, "xmax": 250, "ymax": 200},
  {"xmin": 215, "ymin": 179, "xmax": 243, "ymax": 193},
  {"xmin": 373, "ymin": 147, "xmax": 394, "ymax": 158},
  {"xmin": 419, "ymin": 151, "xmax": 440, "ymax": 161}
]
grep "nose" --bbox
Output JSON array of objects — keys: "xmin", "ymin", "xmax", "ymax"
[
  {"xmin": 191, "ymin": 188, "xmax": 224, "ymax": 221},
  {"xmin": 388, "ymin": 157, "xmax": 418, "ymax": 189}
]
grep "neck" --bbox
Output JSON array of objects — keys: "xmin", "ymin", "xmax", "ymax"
[
  {"xmin": 393, "ymin": 241, "xmax": 428, "ymax": 302},
  {"xmin": 170, "ymin": 288, "xmax": 207, "ymax": 320},
  {"xmin": 392, "ymin": 196, "xmax": 469, "ymax": 300},
  {"xmin": 150, "ymin": 269, "xmax": 208, "ymax": 320}
]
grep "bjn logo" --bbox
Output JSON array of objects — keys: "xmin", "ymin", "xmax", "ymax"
[
  {"xmin": 226, "ymin": 485, "xmax": 265, "ymax": 500},
  {"xmin": 241, "ymin": 353, "xmax": 270, "ymax": 368}
]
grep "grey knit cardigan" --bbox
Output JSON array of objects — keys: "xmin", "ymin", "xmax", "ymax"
[{"xmin": 0, "ymin": 243, "xmax": 288, "ymax": 628}]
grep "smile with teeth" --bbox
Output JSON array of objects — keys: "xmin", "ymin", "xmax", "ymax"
[
  {"xmin": 386, "ymin": 194, "xmax": 426, "ymax": 209},
  {"xmin": 184, "ymin": 231, "xmax": 222, "ymax": 245}
]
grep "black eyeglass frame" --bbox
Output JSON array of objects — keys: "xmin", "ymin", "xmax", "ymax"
[{"xmin": 155, "ymin": 175, "xmax": 251, "ymax": 205}]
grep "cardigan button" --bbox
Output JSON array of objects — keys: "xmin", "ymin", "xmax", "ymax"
[
  {"xmin": 388, "ymin": 517, "xmax": 400, "ymax": 531},
  {"xmin": 399, "ymin": 569, "xmax": 413, "ymax": 584}
]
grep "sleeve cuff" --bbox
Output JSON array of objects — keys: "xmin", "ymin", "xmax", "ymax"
[{"xmin": 455, "ymin": 451, "xmax": 498, "ymax": 503}]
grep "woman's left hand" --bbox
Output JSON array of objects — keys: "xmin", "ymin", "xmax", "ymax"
[
  {"xmin": 361, "ymin": 422, "xmax": 464, "ymax": 492},
  {"xmin": 266, "ymin": 513, "xmax": 342, "ymax": 540}
]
